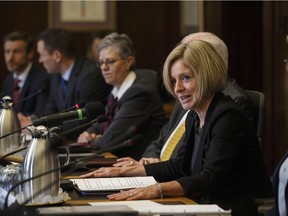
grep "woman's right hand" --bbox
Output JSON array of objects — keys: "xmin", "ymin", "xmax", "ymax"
[
  {"xmin": 77, "ymin": 131, "xmax": 96, "ymax": 143},
  {"xmin": 113, "ymin": 157, "xmax": 141, "ymax": 167}
]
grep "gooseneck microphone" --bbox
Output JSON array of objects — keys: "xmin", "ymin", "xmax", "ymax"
[
  {"xmin": 14, "ymin": 87, "xmax": 48, "ymax": 105},
  {"xmin": 32, "ymin": 102, "xmax": 105, "ymax": 127},
  {"xmin": 0, "ymin": 102, "xmax": 105, "ymax": 140},
  {"xmin": 3, "ymin": 134, "xmax": 142, "ymax": 211}
]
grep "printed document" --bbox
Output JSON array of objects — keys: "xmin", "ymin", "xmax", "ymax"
[{"xmin": 71, "ymin": 176, "xmax": 157, "ymax": 191}]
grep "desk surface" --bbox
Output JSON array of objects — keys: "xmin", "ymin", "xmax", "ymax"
[{"xmin": 61, "ymin": 154, "xmax": 197, "ymax": 206}]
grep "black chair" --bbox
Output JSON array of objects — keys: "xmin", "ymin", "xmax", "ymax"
[
  {"xmin": 245, "ymin": 90, "xmax": 265, "ymax": 147},
  {"xmin": 135, "ymin": 68, "xmax": 159, "ymax": 88}
]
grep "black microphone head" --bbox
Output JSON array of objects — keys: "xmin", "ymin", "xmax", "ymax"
[
  {"xmin": 96, "ymin": 115, "xmax": 107, "ymax": 123},
  {"xmin": 84, "ymin": 102, "xmax": 105, "ymax": 121},
  {"xmin": 39, "ymin": 87, "xmax": 49, "ymax": 94}
]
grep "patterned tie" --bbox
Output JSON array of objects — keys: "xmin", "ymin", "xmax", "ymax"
[
  {"xmin": 13, "ymin": 78, "xmax": 20, "ymax": 104},
  {"xmin": 100, "ymin": 94, "xmax": 118, "ymax": 133},
  {"xmin": 161, "ymin": 122, "xmax": 185, "ymax": 161}
]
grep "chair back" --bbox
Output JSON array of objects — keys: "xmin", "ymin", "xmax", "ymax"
[
  {"xmin": 135, "ymin": 68, "xmax": 158, "ymax": 88},
  {"xmin": 245, "ymin": 90, "xmax": 265, "ymax": 146}
]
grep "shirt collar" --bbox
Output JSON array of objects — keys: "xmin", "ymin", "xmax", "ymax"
[
  {"xmin": 111, "ymin": 71, "xmax": 136, "ymax": 100},
  {"xmin": 13, "ymin": 62, "xmax": 32, "ymax": 89},
  {"xmin": 61, "ymin": 63, "xmax": 74, "ymax": 81}
]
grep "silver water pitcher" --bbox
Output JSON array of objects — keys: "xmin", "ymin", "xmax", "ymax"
[
  {"xmin": 0, "ymin": 96, "xmax": 21, "ymax": 153},
  {"xmin": 22, "ymin": 126, "xmax": 60, "ymax": 204}
]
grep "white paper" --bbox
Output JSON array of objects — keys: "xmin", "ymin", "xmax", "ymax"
[
  {"xmin": 90, "ymin": 201, "xmax": 231, "ymax": 215},
  {"xmin": 90, "ymin": 200, "xmax": 162, "ymax": 207},
  {"xmin": 0, "ymin": 187, "xmax": 16, "ymax": 210},
  {"xmin": 71, "ymin": 176, "xmax": 157, "ymax": 191}
]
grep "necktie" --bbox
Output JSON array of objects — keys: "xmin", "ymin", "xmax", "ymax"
[
  {"xmin": 61, "ymin": 78, "xmax": 68, "ymax": 97},
  {"xmin": 161, "ymin": 122, "xmax": 185, "ymax": 161},
  {"xmin": 13, "ymin": 78, "xmax": 20, "ymax": 104},
  {"xmin": 100, "ymin": 94, "xmax": 118, "ymax": 133}
]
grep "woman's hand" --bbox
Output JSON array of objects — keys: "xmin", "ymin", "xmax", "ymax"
[
  {"xmin": 113, "ymin": 157, "xmax": 161, "ymax": 167},
  {"xmin": 113, "ymin": 157, "xmax": 141, "ymax": 167},
  {"xmin": 107, "ymin": 184, "xmax": 160, "ymax": 201},
  {"xmin": 79, "ymin": 167, "xmax": 122, "ymax": 178},
  {"xmin": 139, "ymin": 157, "xmax": 161, "ymax": 165},
  {"xmin": 77, "ymin": 131, "xmax": 96, "ymax": 143}
]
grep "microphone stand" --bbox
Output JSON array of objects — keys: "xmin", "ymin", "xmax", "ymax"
[
  {"xmin": 0, "ymin": 124, "xmax": 32, "ymax": 140},
  {"xmin": 0, "ymin": 146, "xmax": 27, "ymax": 164},
  {"xmin": 4, "ymin": 134, "xmax": 141, "ymax": 212},
  {"xmin": 14, "ymin": 89, "xmax": 44, "ymax": 105}
]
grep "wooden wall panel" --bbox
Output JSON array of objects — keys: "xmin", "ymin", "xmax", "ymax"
[{"xmin": 0, "ymin": 1, "xmax": 48, "ymax": 88}]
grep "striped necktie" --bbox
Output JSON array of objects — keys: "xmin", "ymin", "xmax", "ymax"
[{"xmin": 161, "ymin": 122, "xmax": 185, "ymax": 161}]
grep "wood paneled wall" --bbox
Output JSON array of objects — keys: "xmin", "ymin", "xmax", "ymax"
[{"xmin": 0, "ymin": 1, "xmax": 287, "ymax": 175}]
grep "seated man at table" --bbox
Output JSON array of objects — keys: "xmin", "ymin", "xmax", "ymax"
[
  {"xmin": 113, "ymin": 32, "xmax": 257, "ymax": 167},
  {"xmin": 77, "ymin": 32, "xmax": 166, "ymax": 160},
  {"xmin": 18, "ymin": 28, "xmax": 112, "ymax": 139},
  {"xmin": 1, "ymin": 31, "xmax": 50, "ymax": 117}
]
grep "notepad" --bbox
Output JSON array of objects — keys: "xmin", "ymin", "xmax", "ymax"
[{"xmin": 71, "ymin": 176, "xmax": 157, "ymax": 192}]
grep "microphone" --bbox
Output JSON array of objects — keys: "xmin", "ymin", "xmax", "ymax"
[
  {"xmin": 0, "ymin": 102, "xmax": 104, "ymax": 140},
  {"xmin": 3, "ymin": 134, "xmax": 142, "ymax": 211},
  {"xmin": 0, "ymin": 85, "xmax": 20, "ymax": 99},
  {"xmin": 32, "ymin": 102, "xmax": 105, "ymax": 127},
  {"xmin": 14, "ymin": 87, "xmax": 48, "ymax": 105},
  {"xmin": 49, "ymin": 115, "xmax": 107, "ymax": 149},
  {"xmin": 91, "ymin": 124, "xmax": 139, "ymax": 149},
  {"xmin": 91, "ymin": 134, "xmax": 142, "ymax": 156},
  {"xmin": 60, "ymin": 104, "xmax": 80, "ymax": 113}
]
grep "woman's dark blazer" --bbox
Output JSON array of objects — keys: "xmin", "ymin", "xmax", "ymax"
[
  {"xmin": 145, "ymin": 92, "xmax": 272, "ymax": 216},
  {"xmin": 88, "ymin": 72, "xmax": 166, "ymax": 160}
]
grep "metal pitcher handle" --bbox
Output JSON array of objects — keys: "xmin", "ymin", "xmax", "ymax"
[
  {"xmin": 49, "ymin": 132, "xmax": 70, "ymax": 167},
  {"xmin": 63, "ymin": 145, "xmax": 70, "ymax": 166}
]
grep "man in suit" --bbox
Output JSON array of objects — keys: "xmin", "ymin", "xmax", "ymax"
[
  {"xmin": 77, "ymin": 32, "xmax": 166, "ymax": 160},
  {"xmin": 1, "ymin": 31, "xmax": 50, "ymax": 117},
  {"xmin": 37, "ymin": 28, "xmax": 111, "ymax": 114},
  {"xmin": 114, "ymin": 32, "xmax": 257, "ymax": 167},
  {"xmin": 19, "ymin": 28, "xmax": 111, "ymax": 139}
]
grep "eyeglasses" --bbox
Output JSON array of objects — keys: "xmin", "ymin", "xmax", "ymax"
[{"xmin": 97, "ymin": 58, "xmax": 123, "ymax": 68}]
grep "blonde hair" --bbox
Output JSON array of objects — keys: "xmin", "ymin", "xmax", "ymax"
[
  {"xmin": 163, "ymin": 40, "xmax": 227, "ymax": 100},
  {"xmin": 182, "ymin": 32, "xmax": 228, "ymax": 68}
]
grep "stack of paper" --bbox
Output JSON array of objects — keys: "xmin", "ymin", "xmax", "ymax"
[{"xmin": 90, "ymin": 201, "xmax": 232, "ymax": 216}]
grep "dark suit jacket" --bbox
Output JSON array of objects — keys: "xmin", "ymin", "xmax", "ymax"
[
  {"xmin": 142, "ymin": 78, "xmax": 256, "ymax": 160},
  {"xmin": 88, "ymin": 72, "xmax": 166, "ymax": 160},
  {"xmin": 142, "ymin": 101, "xmax": 186, "ymax": 159},
  {"xmin": 1, "ymin": 63, "xmax": 50, "ymax": 116},
  {"xmin": 266, "ymin": 151, "xmax": 288, "ymax": 216},
  {"xmin": 145, "ymin": 92, "xmax": 272, "ymax": 216},
  {"xmin": 43, "ymin": 57, "xmax": 111, "ymax": 114}
]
